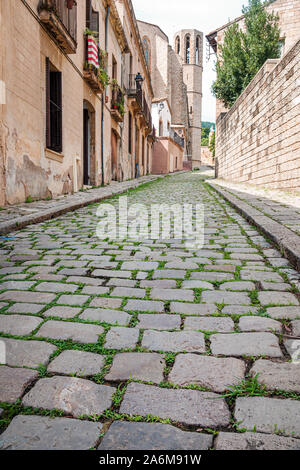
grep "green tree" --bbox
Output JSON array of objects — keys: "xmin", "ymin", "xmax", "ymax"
[
  {"xmin": 209, "ymin": 132, "xmax": 215, "ymax": 158},
  {"xmin": 212, "ymin": 0, "xmax": 281, "ymax": 108}
]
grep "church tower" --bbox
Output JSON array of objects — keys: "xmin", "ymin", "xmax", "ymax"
[{"xmin": 174, "ymin": 30, "xmax": 203, "ymax": 167}]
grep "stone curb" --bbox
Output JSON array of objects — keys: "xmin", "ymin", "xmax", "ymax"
[
  {"xmin": 207, "ymin": 181, "xmax": 300, "ymax": 272},
  {"xmin": 0, "ymin": 174, "xmax": 170, "ymax": 235}
]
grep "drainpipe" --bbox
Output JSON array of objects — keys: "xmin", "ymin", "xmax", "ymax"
[{"xmin": 101, "ymin": 5, "xmax": 110, "ymax": 186}]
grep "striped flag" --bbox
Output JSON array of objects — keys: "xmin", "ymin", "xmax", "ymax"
[{"xmin": 87, "ymin": 36, "xmax": 99, "ymax": 69}]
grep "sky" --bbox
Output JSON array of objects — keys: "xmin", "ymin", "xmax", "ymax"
[{"xmin": 132, "ymin": 0, "xmax": 246, "ymax": 123}]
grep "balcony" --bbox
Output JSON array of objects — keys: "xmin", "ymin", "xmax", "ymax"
[
  {"xmin": 111, "ymin": 84, "xmax": 125, "ymax": 123},
  {"xmin": 83, "ymin": 37, "xmax": 108, "ymax": 94},
  {"xmin": 38, "ymin": 0, "xmax": 77, "ymax": 54},
  {"xmin": 126, "ymin": 74, "xmax": 152, "ymax": 130},
  {"xmin": 169, "ymin": 129, "xmax": 185, "ymax": 148}
]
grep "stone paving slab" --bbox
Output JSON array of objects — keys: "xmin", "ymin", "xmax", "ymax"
[
  {"xmin": 1, "ymin": 338, "xmax": 57, "ymax": 368},
  {"xmin": 266, "ymin": 306, "xmax": 300, "ymax": 320},
  {"xmin": 47, "ymin": 350, "xmax": 105, "ymax": 377},
  {"xmin": 234, "ymin": 397, "xmax": 300, "ymax": 437},
  {"xmin": 0, "ymin": 314, "xmax": 42, "ymax": 336},
  {"xmin": 215, "ymin": 432, "xmax": 300, "ymax": 450},
  {"xmin": 0, "ymin": 291, "xmax": 56, "ymax": 303},
  {"xmin": 105, "ymin": 353, "xmax": 165, "ymax": 384},
  {"xmin": 0, "ymin": 366, "xmax": 38, "ymax": 403},
  {"xmin": 169, "ymin": 354, "xmax": 246, "ymax": 393},
  {"xmin": 150, "ymin": 288, "xmax": 194, "ymax": 302},
  {"xmin": 43, "ymin": 306, "xmax": 81, "ymax": 319},
  {"xmin": 98, "ymin": 421, "xmax": 213, "ymax": 451},
  {"xmin": 202, "ymin": 291, "xmax": 251, "ymax": 305},
  {"xmin": 258, "ymin": 291, "xmax": 299, "ymax": 306},
  {"xmin": 124, "ymin": 299, "xmax": 165, "ymax": 313},
  {"xmin": 184, "ymin": 316, "xmax": 235, "ymax": 332},
  {"xmin": 170, "ymin": 302, "xmax": 217, "ymax": 316},
  {"xmin": 238, "ymin": 316, "xmax": 282, "ymax": 333},
  {"xmin": 22, "ymin": 376, "xmax": 115, "ymax": 417},
  {"xmin": 0, "ymin": 415, "xmax": 103, "ymax": 450},
  {"xmin": 120, "ymin": 383, "xmax": 231, "ymax": 427},
  {"xmin": 89, "ymin": 298, "xmax": 123, "ymax": 309},
  {"xmin": 136, "ymin": 314, "xmax": 181, "ymax": 331},
  {"xmin": 36, "ymin": 320, "xmax": 104, "ymax": 344},
  {"xmin": 250, "ymin": 359, "xmax": 300, "ymax": 392},
  {"xmin": 210, "ymin": 333, "xmax": 283, "ymax": 357},
  {"xmin": 80, "ymin": 308, "xmax": 131, "ymax": 326},
  {"xmin": 104, "ymin": 327, "xmax": 139, "ymax": 350},
  {"xmin": 142, "ymin": 330, "xmax": 206, "ymax": 353}
]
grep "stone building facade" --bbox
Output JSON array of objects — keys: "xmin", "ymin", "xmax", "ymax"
[
  {"xmin": 207, "ymin": 0, "xmax": 300, "ymax": 120},
  {"xmin": 137, "ymin": 21, "xmax": 203, "ymax": 171},
  {"xmin": 0, "ymin": 0, "xmax": 153, "ymax": 205},
  {"xmin": 215, "ymin": 40, "xmax": 300, "ymax": 191}
]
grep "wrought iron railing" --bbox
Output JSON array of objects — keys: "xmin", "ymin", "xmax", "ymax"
[
  {"xmin": 169, "ymin": 129, "xmax": 185, "ymax": 148},
  {"xmin": 38, "ymin": 0, "xmax": 77, "ymax": 42}
]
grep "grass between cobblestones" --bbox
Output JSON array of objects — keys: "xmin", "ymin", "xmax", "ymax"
[{"xmin": 0, "ymin": 173, "xmax": 300, "ymax": 448}]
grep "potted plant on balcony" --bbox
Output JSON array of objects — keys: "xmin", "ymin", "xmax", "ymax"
[{"xmin": 67, "ymin": 0, "xmax": 75, "ymax": 9}]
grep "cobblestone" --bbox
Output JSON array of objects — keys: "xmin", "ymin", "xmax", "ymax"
[
  {"xmin": 0, "ymin": 366, "xmax": 38, "ymax": 403},
  {"xmin": 0, "ymin": 415, "xmax": 103, "ymax": 450},
  {"xmin": 142, "ymin": 330, "xmax": 206, "ymax": 353},
  {"xmin": 120, "ymin": 383, "xmax": 231, "ymax": 427},
  {"xmin": 98, "ymin": 422, "xmax": 213, "ymax": 450},
  {"xmin": 1, "ymin": 171, "xmax": 300, "ymax": 449},
  {"xmin": 168, "ymin": 354, "xmax": 246, "ymax": 392},
  {"xmin": 105, "ymin": 353, "xmax": 165, "ymax": 383},
  {"xmin": 22, "ymin": 377, "xmax": 115, "ymax": 417}
]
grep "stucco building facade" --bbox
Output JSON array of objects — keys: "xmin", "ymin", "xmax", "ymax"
[
  {"xmin": 0, "ymin": 0, "xmax": 154, "ymax": 205},
  {"xmin": 137, "ymin": 20, "xmax": 203, "ymax": 172}
]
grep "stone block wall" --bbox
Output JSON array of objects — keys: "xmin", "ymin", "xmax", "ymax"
[{"xmin": 216, "ymin": 39, "xmax": 300, "ymax": 192}]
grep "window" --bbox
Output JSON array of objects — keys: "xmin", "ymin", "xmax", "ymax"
[
  {"xmin": 143, "ymin": 38, "xmax": 150, "ymax": 67},
  {"xmin": 185, "ymin": 35, "xmax": 190, "ymax": 64},
  {"xmin": 196, "ymin": 36, "xmax": 200, "ymax": 65},
  {"xmin": 112, "ymin": 55, "xmax": 117, "ymax": 80},
  {"xmin": 86, "ymin": 0, "xmax": 99, "ymax": 34},
  {"xmin": 46, "ymin": 58, "xmax": 62, "ymax": 153},
  {"xmin": 278, "ymin": 39, "xmax": 285, "ymax": 57},
  {"xmin": 175, "ymin": 36, "xmax": 180, "ymax": 54}
]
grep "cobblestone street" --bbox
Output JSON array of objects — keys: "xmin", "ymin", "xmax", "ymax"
[{"xmin": 0, "ymin": 172, "xmax": 300, "ymax": 450}]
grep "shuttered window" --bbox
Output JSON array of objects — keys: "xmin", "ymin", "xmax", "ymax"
[
  {"xmin": 86, "ymin": 0, "xmax": 99, "ymax": 34},
  {"xmin": 46, "ymin": 58, "xmax": 62, "ymax": 153}
]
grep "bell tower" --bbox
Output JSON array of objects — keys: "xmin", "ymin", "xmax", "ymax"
[{"xmin": 174, "ymin": 29, "xmax": 203, "ymax": 167}]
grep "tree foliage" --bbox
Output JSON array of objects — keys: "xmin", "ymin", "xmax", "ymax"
[
  {"xmin": 212, "ymin": 0, "xmax": 281, "ymax": 108},
  {"xmin": 209, "ymin": 132, "xmax": 215, "ymax": 158}
]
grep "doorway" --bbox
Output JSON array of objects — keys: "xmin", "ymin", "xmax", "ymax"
[
  {"xmin": 111, "ymin": 129, "xmax": 118, "ymax": 181},
  {"xmin": 83, "ymin": 101, "xmax": 96, "ymax": 187}
]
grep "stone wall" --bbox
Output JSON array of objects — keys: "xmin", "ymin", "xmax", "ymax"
[
  {"xmin": 216, "ymin": 39, "xmax": 300, "ymax": 192},
  {"xmin": 201, "ymin": 147, "xmax": 215, "ymax": 167}
]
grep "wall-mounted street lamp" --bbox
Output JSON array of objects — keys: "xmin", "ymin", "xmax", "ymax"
[{"xmin": 135, "ymin": 72, "xmax": 144, "ymax": 90}]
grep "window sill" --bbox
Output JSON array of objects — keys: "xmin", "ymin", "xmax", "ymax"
[{"xmin": 45, "ymin": 148, "xmax": 64, "ymax": 163}]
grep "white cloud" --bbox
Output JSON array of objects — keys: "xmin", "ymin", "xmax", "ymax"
[{"xmin": 132, "ymin": 0, "xmax": 245, "ymax": 122}]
